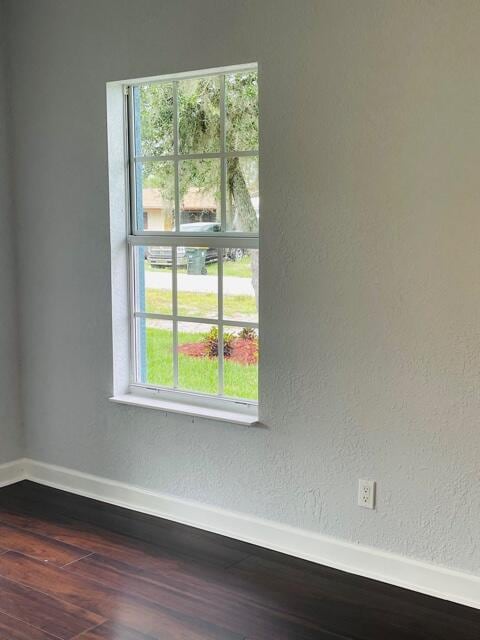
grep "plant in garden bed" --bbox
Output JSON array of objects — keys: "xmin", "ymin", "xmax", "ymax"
[
  {"xmin": 178, "ymin": 326, "xmax": 258, "ymax": 366},
  {"xmin": 239, "ymin": 327, "xmax": 257, "ymax": 341},
  {"xmin": 205, "ymin": 326, "xmax": 235, "ymax": 358}
]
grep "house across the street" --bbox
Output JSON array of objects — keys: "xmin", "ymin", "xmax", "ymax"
[{"xmin": 142, "ymin": 187, "xmax": 218, "ymax": 230}]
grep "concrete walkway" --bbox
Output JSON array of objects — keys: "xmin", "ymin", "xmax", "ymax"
[{"xmin": 145, "ymin": 271, "xmax": 255, "ymax": 296}]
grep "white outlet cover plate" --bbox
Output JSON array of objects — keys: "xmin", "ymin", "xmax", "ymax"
[{"xmin": 358, "ymin": 479, "xmax": 376, "ymax": 509}]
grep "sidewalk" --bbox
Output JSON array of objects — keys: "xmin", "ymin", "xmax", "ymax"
[{"xmin": 144, "ymin": 271, "xmax": 255, "ymax": 296}]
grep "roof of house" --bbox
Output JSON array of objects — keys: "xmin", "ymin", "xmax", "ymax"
[{"xmin": 142, "ymin": 188, "xmax": 217, "ymax": 211}]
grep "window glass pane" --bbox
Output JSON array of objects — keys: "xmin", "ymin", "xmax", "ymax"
[
  {"xmin": 134, "ymin": 83, "xmax": 174, "ymax": 157},
  {"xmin": 226, "ymin": 156, "xmax": 258, "ymax": 232},
  {"xmin": 226, "ymin": 71, "xmax": 258, "ymax": 152},
  {"xmin": 178, "ymin": 323, "xmax": 219, "ymax": 394},
  {"xmin": 135, "ymin": 246, "xmax": 172, "ymax": 315},
  {"xmin": 178, "ymin": 76, "xmax": 220, "ymax": 154},
  {"xmin": 177, "ymin": 247, "xmax": 218, "ymax": 319},
  {"xmin": 223, "ymin": 326, "xmax": 258, "ymax": 401},
  {"xmin": 136, "ymin": 318, "xmax": 174, "ymax": 388},
  {"xmin": 179, "ymin": 159, "xmax": 220, "ymax": 230},
  {"xmin": 135, "ymin": 161, "xmax": 175, "ymax": 232},
  {"xmin": 222, "ymin": 248, "xmax": 258, "ymax": 323}
]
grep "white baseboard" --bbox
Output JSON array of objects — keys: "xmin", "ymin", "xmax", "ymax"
[
  {"xmin": 3, "ymin": 457, "xmax": 479, "ymax": 610},
  {"xmin": 0, "ymin": 458, "xmax": 27, "ymax": 488}
]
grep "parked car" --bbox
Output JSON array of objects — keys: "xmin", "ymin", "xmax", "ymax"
[
  {"xmin": 145, "ymin": 222, "xmax": 246, "ymax": 268},
  {"xmin": 146, "ymin": 222, "xmax": 220, "ymax": 268}
]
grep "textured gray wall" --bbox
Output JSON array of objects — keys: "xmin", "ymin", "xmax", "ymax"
[
  {"xmin": 0, "ymin": 0, "xmax": 22, "ymax": 463},
  {"xmin": 6, "ymin": 0, "xmax": 480, "ymax": 574}
]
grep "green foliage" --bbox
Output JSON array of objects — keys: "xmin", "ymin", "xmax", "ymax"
[
  {"xmin": 179, "ymin": 158, "xmax": 220, "ymax": 206},
  {"xmin": 239, "ymin": 327, "xmax": 257, "ymax": 341},
  {"xmin": 225, "ymin": 71, "xmax": 258, "ymax": 151},
  {"xmin": 178, "ymin": 77, "xmax": 220, "ymax": 154},
  {"xmin": 205, "ymin": 326, "xmax": 235, "ymax": 358},
  {"xmin": 137, "ymin": 83, "xmax": 174, "ymax": 156},
  {"xmin": 142, "ymin": 160, "xmax": 175, "ymax": 202}
]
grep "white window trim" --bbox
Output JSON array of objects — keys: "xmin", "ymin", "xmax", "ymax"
[
  {"xmin": 107, "ymin": 65, "xmax": 259, "ymax": 425},
  {"xmin": 110, "ymin": 389, "xmax": 257, "ymax": 426}
]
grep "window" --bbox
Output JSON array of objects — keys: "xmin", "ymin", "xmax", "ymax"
[{"xmin": 125, "ymin": 65, "xmax": 259, "ymax": 417}]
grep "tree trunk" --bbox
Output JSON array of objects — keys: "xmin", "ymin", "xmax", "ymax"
[
  {"xmin": 227, "ymin": 157, "xmax": 257, "ymax": 232},
  {"xmin": 227, "ymin": 157, "xmax": 259, "ymax": 311}
]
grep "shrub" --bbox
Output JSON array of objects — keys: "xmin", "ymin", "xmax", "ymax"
[
  {"xmin": 239, "ymin": 327, "xmax": 257, "ymax": 341},
  {"xmin": 205, "ymin": 326, "xmax": 234, "ymax": 358}
]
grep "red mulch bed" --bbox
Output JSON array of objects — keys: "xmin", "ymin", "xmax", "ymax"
[{"xmin": 178, "ymin": 337, "xmax": 258, "ymax": 366}]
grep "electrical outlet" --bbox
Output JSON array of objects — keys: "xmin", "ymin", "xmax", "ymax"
[{"xmin": 358, "ymin": 479, "xmax": 376, "ymax": 509}]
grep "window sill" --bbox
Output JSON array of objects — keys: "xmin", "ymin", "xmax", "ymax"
[{"xmin": 109, "ymin": 394, "xmax": 258, "ymax": 426}]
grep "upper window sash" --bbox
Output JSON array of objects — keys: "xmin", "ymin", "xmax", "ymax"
[{"xmin": 127, "ymin": 66, "xmax": 259, "ymax": 237}]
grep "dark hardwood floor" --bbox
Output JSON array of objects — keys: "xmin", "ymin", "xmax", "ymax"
[{"xmin": 0, "ymin": 482, "xmax": 477, "ymax": 639}]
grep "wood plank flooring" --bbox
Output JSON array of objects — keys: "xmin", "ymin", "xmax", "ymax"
[{"xmin": 0, "ymin": 481, "xmax": 477, "ymax": 639}]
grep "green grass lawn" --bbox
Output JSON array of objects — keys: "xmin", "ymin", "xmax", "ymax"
[
  {"xmin": 143, "ymin": 253, "xmax": 256, "ymax": 320},
  {"xmin": 146, "ymin": 288, "xmax": 256, "ymax": 320},
  {"xmin": 206, "ymin": 256, "xmax": 252, "ymax": 278},
  {"xmin": 144, "ymin": 327, "xmax": 258, "ymax": 400}
]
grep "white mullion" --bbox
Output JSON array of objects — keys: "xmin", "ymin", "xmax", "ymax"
[
  {"xmin": 128, "ymin": 234, "xmax": 258, "ymax": 248},
  {"xmin": 218, "ymin": 75, "xmax": 226, "ymax": 396},
  {"xmin": 136, "ymin": 312, "xmax": 215, "ymax": 324},
  {"xmin": 172, "ymin": 247, "xmax": 179, "ymax": 388},
  {"xmin": 133, "ymin": 311, "xmax": 257, "ymax": 330},
  {"xmin": 134, "ymin": 150, "xmax": 258, "ymax": 163},
  {"xmin": 172, "ymin": 80, "xmax": 179, "ymax": 388},
  {"xmin": 128, "ymin": 87, "xmax": 139, "ymax": 234},
  {"xmin": 126, "ymin": 91, "xmax": 138, "ymax": 383},
  {"xmin": 129, "ymin": 244, "xmax": 139, "ymax": 383},
  {"xmin": 173, "ymin": 81, "xmax": 180, "ymax": 232},
  {"xmin": 218, "ymin": 249, "xmax": 224, "ymax": 396},
  {"xmin": 174, "ymin": 161, "xmax": 180, "ymax": 231},
  {"xmin": 222, "ymin": 318, "xmax": 258, "ymax": 329},
  {"xmin": 219, "ymin": 73, "xmax": 226, "ymax": 232}
]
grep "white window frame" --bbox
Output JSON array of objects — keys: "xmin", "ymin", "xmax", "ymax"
[{"xmin": 119, "ymin": 64, "xmax": 259, "ymax": 424}]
